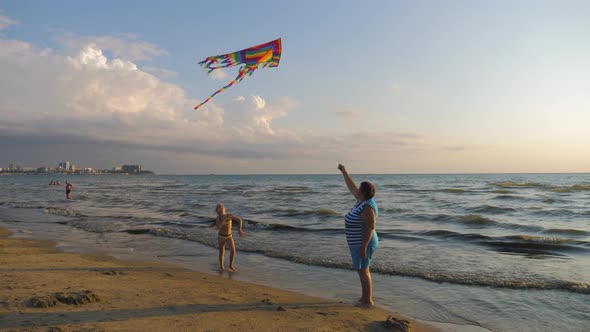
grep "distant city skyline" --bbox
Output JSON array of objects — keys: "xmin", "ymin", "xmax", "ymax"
[
  {"xmin": 1, "ymin": 1, "xmax": 589, "ymax": 174},
  {"xmin": 1, "ymin": 160, "xmax": 146, "ymax": 174}
]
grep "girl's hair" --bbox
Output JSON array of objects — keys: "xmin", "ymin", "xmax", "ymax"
[
  {"xmin": 215, "ymin": 203, "xmax": 224, "ymax": 216},
  {"xmin": 359, "ymin": 181, "xmax": 375, "ymax": 199}
]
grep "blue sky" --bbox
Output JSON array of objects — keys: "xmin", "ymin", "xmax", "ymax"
[{"xmin": 0, "ymin": 1, "xmax": 589, "ymax": 173}]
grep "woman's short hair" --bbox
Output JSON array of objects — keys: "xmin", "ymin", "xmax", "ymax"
[{"xmin": 359, "ymin": 181, "xmax": 375, "ymax": 199}]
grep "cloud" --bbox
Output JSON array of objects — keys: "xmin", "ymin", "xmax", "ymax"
[
  {"xmin": 0, "ymin": 35, "xmax": 305, "ymax": 165},
  {"xmin": 208, "ymin": 69, "xmax": 227, "ymax": 80},
  {"xmin": 333, "ymin": 108, "xmax": 365, "ymax": 118},
  {"xmin": 0, "ymin": 10, "xmax": 17, "ymax": 31},
  {"xmin": 142, "ymin": 66, "xmax": 177, "ymax": 78},
  {"xmin": 56, "ymin": 32, "xmax": 168, "ymax": 61},
  {"xmin": 319, "ymin": 96, "xmax": 367, "ymax": 119}
]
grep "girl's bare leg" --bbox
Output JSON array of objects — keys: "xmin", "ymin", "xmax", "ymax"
[
  {"xmin": 218, "ymin": 238, "xmax": 226, "ymax": 271},
  {"xmin": 228, "ymin": 238, "xmax": 237, "ymax": 272}
]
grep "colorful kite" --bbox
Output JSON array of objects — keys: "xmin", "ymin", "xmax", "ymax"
[{"xmin": 194, "ymin": 38, "xmax": 282, "ymax": 110}]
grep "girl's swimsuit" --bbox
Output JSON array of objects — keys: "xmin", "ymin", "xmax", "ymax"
[{"xmin": 218, "ymin": 218, "xmax": 232, "ymax": 240}]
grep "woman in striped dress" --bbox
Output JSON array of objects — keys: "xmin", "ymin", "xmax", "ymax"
[{"xmin": 338, "ymin": 164, "xmax": 378, "ymax": 307}]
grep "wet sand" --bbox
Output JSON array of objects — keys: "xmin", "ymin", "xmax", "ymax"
[{"xmin": 0, "ymin": 227, "xmax": 439, "ymax": 331}]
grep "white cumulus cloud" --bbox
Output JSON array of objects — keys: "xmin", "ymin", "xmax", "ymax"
[{"xmin": 0, "ymin": 10, "xmax": 17, "ymax": 31}]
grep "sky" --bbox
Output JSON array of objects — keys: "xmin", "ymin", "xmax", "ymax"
[{"xmin": 0, "ymin": 0, "xmax": 589, "ymax": 174}]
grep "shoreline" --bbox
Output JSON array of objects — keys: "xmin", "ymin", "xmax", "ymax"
[{"xmin": 0, "ymin": 226, "xmax": 441, "ymax": 331}]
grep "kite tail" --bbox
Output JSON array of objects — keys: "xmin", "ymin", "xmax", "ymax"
[{"xmin": 194, "ymin": 66, "xmax": 259, "ymax": 110}]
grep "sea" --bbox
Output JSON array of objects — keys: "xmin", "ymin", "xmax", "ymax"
[{"xmin": 0, "ymin": 173, "xmax": 588, "ymax": 332}]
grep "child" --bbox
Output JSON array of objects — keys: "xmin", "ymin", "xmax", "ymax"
[
  {"xmin": 65, "ymin": 181, "xmax": 73, "ymax": 199},
  {"xmin": 209, "ymin": 203, "xmax": 243, "ymax": 272}
]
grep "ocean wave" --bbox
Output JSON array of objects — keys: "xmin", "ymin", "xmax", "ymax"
[
  {"xmin": 492, "ymin": 195, "xmax": 530, "ymax": 201},
  {"xmin": 264, "ymin": 186, "xmax": 316, "ymax": 195},
  {"xmin": 5, "ymin": 202, "xmax": 46, "ymax": 209},
  {"xmin": 381, "ymin": 184, "xmax": 409, "ymax": 188},
  {"xmin": 246, "ymin": 220, "xmax": 342, "ymax": 233},
  {"xmin": 489, "ymin": 181, "xmax": 546, "ymax": 188},
  {"xmin": 532, "ymin": 209, "xmax": 590, "ymax": 217},
  {"xmin": 44, "ymin": 207, "xmax": 86, "ymax": 218},
  {"xmin": 269, "ymin": 208, "xmax": 341, "ymax": 217},
  {"xmin": 419, "ymin": 229, "xmax": 589, "ymax": 251},
  {"xmin": 443, "ymin": 188, "xmax": 466, "ymax": 193},
  {"xmin": 551, "ymin": 184, "xmax": 590, "ymax": 193},
  {"xmin": 432, "ymin": 214, "xmax": 498, "ymax": 226},
  {"xmin": 490, "ymin": 189, "xmax": 513, "ymax": 194},
  {"xmin": 371, "ymin": 265, "xmax": 590, "ymax": 295},
  {"xmin": 543, "ymin": 228, "xmax": 590, "ymax": 237},
  {"xmin": 419, "ymin": 229, "xmax": 491, "ymax": 242},
  {"xmin": 56, "ymin": 220, "xmax": 115, "ymax": 233},
  {"xmin": 504, "ymin": 235, "xmax": 584, "ymax": 245},
  {"xmin": 219, "ymin": 184, "xmax": 252, "ymax": 191},
  {"xmin": 420, "ymin": 229, "xmax": 590, "ymax": 256},
  {"xmin": 413, "ymin": 213, "xmax": 544, "ymax": 232},
  {"xmin": 382, "ymin": 207, "xmax": 413, "ymax": 214},
  {"xmin": 466, "ymin": 205, "xmax": 516, "ymax": 214},
  {"xmin": 483, "ymin": 241, "xmax": 588, "ymax": 256}
]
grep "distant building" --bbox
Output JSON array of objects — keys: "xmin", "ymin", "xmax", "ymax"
[
  {"xmin": 58, "ymin": 161, "xmax": 72, "ymax": 171},
  {"xmin": 121, "ymin": 165, "xmax": 143, "ymax": 173},
  {"xmin": 8, "ymin": 162, "xmax": 14, "ymax": 171},
  {"xmin": 113, "ymin": 166, "xmax": 122, "ymax": 172},
  {"xmin": 70, "ymin": 164, "xmax": 76, "ymax": 172},
  {"xmin": 37, "ymin": 167, "xmax": 49, "ymax": 173}
]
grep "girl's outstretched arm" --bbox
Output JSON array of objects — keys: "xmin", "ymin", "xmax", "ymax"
[{"xmin": 231, "ymin": 215, "xmax": 244, "ymax": 236}]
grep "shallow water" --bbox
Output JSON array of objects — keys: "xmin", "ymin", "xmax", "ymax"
[{"xmin": 1, "ymin": 173, "xmax": 589, "ymax": 331}]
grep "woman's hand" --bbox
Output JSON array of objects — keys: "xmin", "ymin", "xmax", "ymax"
[
  {"xmin": 360, "ymin": 246, "xmax": 367, "ymax": 259},
  {"xmin": 337, "ymin": 164, "xmax": 346, "ymax": 172}
]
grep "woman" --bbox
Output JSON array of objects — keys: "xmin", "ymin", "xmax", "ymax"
[{"xmin": 338, "ymin": 164, "xmax": 378, "ymax": 307}]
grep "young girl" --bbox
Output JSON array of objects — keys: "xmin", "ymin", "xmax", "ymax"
[{"xmin": 209, "ymin": 203, "xmax": 243, "ymax": 272}]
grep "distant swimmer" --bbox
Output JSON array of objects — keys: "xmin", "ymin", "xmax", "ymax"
[
  {"xmin": 65, "ymin": 181, "xmax": 73, "ymax": 199},
  {"xmin": 209, "ymin": 203, "xmax": 243, "ymax": 272}
]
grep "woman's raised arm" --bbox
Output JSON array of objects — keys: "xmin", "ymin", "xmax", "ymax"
[{"xmin": 338, "ymin": 164, "xmax": 361, "ymax": 200}]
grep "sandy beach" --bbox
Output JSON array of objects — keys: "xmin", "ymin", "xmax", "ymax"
[{"xmin": 0, "ymin": 227, "xmax": 439, "ymax": 332}]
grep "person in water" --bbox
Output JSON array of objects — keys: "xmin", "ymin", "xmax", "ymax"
[
  {"xmin": 65, "ymin": 181, "xmax": 73, "ymax": 199},
  {"xmin": 338, "ymin": 164, "xmax": 379, "ymax": 307},
  {"xmin": 209, "ymin": 203, "xmax": 243, "ymax": 272}
]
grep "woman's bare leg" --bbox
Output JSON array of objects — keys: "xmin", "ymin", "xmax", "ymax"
[{"xmin": 357, "ymin": 268, "xmax": 373, "ymax": 305}]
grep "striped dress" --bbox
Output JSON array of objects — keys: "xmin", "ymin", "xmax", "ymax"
[{"xmin": 344, "ymin": 198, "xmax": 379, "ymax": 247}]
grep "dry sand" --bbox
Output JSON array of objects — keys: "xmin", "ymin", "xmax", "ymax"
[{"xmin": 0, "ymin": 227, "xmax": 439, "ymax": 331}]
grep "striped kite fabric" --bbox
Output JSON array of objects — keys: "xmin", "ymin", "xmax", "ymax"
[{"xmin": 194, "ymin": 38, "xmax": 282, "ymax": 110}]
